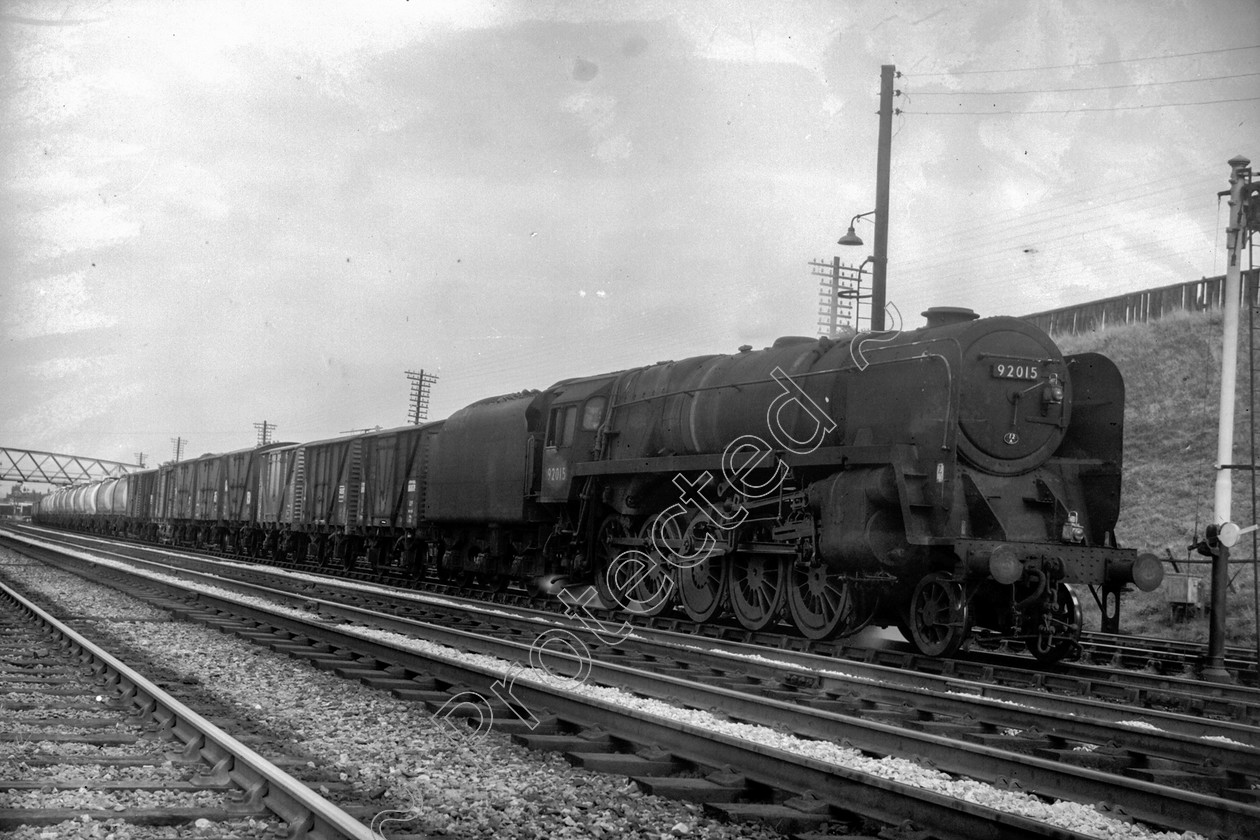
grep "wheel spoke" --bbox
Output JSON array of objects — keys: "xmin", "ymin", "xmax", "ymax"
[
  {"xmin": 907, "ymin": 572, "xmax": 970, "ymax": 657},
  {"xmin": 728, "ymin": 555, "xmax": 785, "ymax": 631},
  {"xmin": 676, "ymin": 555, "xmax": 727, "ymax": 623},
  {"xmin": 786, "ymin": 563, "xmax": 867, "ymax": 641}
]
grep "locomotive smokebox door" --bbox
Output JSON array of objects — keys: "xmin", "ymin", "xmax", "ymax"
[{"xmin": 956, "ymin": 320, "xmax": 1071, "ymax": 475}]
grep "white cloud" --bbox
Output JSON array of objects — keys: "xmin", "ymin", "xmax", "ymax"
[
  {"xmin": 19, "ymin": 198, "xmax": 141, "ymax": 264},
  {"xmin": 561, "ymin": 89, "xmax": 632, "ymax": 163},
  {"xmin": 2, "ymin": 272, "xmax": 117, "ymax": 340}
]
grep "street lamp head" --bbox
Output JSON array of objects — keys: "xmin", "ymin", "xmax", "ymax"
[
  {"xmin": 837, "ymin": 226, "xmax": 864, "ymax": 247},
  {"xmin": 838, "ymin": 210, "xmax": 875, "ymax": 246}
]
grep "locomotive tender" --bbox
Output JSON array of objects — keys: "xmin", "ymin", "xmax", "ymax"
[{"xmin": 37, "ymin": 307, "xmax": 1163, "ymax": 662}]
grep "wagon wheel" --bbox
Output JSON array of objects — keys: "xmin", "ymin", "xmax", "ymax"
[
  {"xmin": 365, "ymin": 537, "xmax": 385, "ymax": 573},
  {"xmin": 484, "ymin": 570, "xmax": 511, "ymax": 593},
  {"xmin": 907, "ymin": 572, "xmax": 971, "ymax": 657},
  {"xmin": 320, "ymin": 535, "xmax": 345, "ymax": 570},
  {"xmin": 430, "ymin": 541, "xmax": 455, "ymax": 582},
  {"xmin": 786, "ymin": 563, "xmax": 862, "ymax": 640},
  {"xmin": 673, "ymin": 514, "xmax": 728, "ymax": 623},
  {"xmin": 302, "ymin": 534, "xmax": 323, "ymax": 566},
  {"xmin": 728, "ymin": 554, "xmax": 787, "ymax": 631},
  {"xmin": 397, "ymin": 537, "xmax": 427, "ymax": 581},
  {"xmin": 1029, "ymin": 582, "xmax": 1082, "ymax": 664}
]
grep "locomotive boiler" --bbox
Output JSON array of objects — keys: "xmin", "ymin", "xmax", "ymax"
[{"xmin": 37, "ymin": 306, "xmax": 1163, "ymax": 663}]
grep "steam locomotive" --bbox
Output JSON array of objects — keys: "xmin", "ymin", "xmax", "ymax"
[{"xmin": 36, "ymin": 307, "xmax": 1163, "ymax": 662}]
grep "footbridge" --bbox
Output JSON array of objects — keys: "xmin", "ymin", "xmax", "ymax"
[{"xmin": 1, "ymin": 448, "xmax": 144, "ymax": 486}]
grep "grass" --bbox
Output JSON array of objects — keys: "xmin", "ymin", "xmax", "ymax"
[{"xmin": 1057, "ymin": 308, "xmax": 1260, "ymax": 651}]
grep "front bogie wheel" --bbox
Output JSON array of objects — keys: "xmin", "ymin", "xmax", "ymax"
[
  {"xmin": 907, "ymin": 572, "xmax": 971, "ymax": 657},
  {"xmin": 1029, "ymin": 582, "xmax": 1083, "ymax": 664}
]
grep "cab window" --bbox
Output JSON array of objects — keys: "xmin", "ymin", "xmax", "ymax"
[
  {"xmin": 581, "ymin": 396, "xmax": 607, "ymax": 431},
  {"xmin": 546, "ymin": 405, "xmax": 578, "ymax": 447}
]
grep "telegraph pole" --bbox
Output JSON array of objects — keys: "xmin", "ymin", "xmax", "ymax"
[
  {"xmin": 871, "ymin": 64, "xmax": 894, "ymax": 332},
  {"xmin": 254, "ymin": 420, "xmax": 275, "ymax": 447},
  {"xmin": 170, "ymin": 437, "xmax": 185, "ymax": 462},
  {"xmin": 406, "ymin": 370, "xmax": 439, "ymax": 424},
  {"xmin": 809, "ymin": 256, "xmax": 865, "ymax": 334}
]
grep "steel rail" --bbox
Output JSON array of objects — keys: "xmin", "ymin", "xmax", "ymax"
[
  {"xmin": 827, "ymin": 632, "xmax": 1260, "ymax": 708},
  {"xmin": 23, "ymin": 536, "xmax": 1256, "ymax": 840},
  {"xmin": 1078, "ymin": 629, "xmax": 1257, "ymax": 676},
  {"xmin": 177, "ymin": 547, "xmax": 1260, "ymax": 769},
  {"xmin": 19, "ymin": 523, "xmax": 1257, "ymax": 696},
  {"xmin": 268, "ymin": 567, "xmax": 1260, "ymax": 754},
  {"xmin": 9, "ymin": 527, "xmax": 1259, "ymax": 770},
  {"xmin": 20, "ymin": 548, "xmax": 1096, "ymax": 840},
  {"xmin": 52, "ymin": 518, "xmax": 1260, "ymax": 706},
  {"xmin": 0, "ymin": 577, "xmax": 376, "ymax": 840},
  {"xmin": 26, "ymin": 527, "xmax": 1252, "ymax": 754},
  {"xmin": 1083, "ymin": 629, "xmax": 1255, "ymax": 659}
]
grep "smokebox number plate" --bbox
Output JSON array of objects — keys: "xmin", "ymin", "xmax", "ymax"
[{"xmin": 990, "ymin": 361, "xmax": 1039, "ymax": 380}]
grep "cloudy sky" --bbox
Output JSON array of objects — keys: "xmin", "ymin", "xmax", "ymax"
[{"xmin": 2, "ymin": 0, "xmax": 1257, "ymax": 489}]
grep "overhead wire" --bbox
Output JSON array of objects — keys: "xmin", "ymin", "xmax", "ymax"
[
  {"xmin": 900, "ymin": 44, "xmax": 1260, "ymax": 115},
  {"xmin": 943, "ymin": 231, "xmax": 1217, "ymax": 301},
  {"xmin": 901, "ymin": 96, "xmax": 1260, "ymax": 115},
  {"xmin": 895, "ymin": 170, "xmax": 1223, "ymax": 281},
  {"xmin": 887, "ymin": 164, "xmax": 1228, "ymax": 313},
  {"xmin": 909, "ymin": 44, "xmax": 1260, "ymax": 77},
  {"xmin": 899, "ymin": 168, "xmax": 1216, "ymax": 259},
  {"xmin": 911, "ymin": 72, "xmax": 1260, "ymax": 97}
]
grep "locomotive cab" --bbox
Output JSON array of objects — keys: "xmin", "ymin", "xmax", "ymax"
[{"xmin": 539, "ymin": 375, "xmax": 618, "ymax": 503}]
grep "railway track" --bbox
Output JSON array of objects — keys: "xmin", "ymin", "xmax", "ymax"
[
  {"xmin": 14, "ymin": 521, "xmax": 1257, "ymax": 689},
  {"xmin": 0, "ymin": 571, "xmax": 373, "ymax": 839},
  {"xmin": 1076, "ymin": 628, "xmax": 1259, "ymax": 682},
  {"xmin": 13, "ymin": 522, "xmax": 1259, "ymax": 723},
  {"xmin": 5, "ymin": 527, "xmax": 1256, "ymax": 839}
]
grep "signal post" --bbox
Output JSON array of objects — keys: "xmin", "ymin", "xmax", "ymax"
[{"xmin": 1203, "ymin": 156, "xmax": 1255, "ymax": 683}]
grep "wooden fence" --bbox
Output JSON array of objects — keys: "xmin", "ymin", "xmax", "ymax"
[{"xmin": 1023, "ymin": 269, "xmax": 1260, "ymax": 336}]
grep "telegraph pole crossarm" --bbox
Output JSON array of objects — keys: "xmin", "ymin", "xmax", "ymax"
[
  {"xmin": 809, "ymin": 257, "xmax": 869, "ymax": 334},
  {"xmin": 406, "ymin": 369, "xmax": 439, "ymax": 425}
]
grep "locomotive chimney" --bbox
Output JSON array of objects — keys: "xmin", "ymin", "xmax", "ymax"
[{"xmin": 921, "ymin": 307, "xmax": 980, "ymax": 329}]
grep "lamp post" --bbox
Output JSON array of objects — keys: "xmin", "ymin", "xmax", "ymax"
[{"xmin": 838, "ymin": 65, "xmax": 895, "ymax": 332}]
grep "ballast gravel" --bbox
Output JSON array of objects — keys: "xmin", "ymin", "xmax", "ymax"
[
  {"xmin": 1, "ymin": 544, "xmax": 1210, "ymax": 840},
  {"xmin": 0, "ymin": 554, "xmax": 807, "ymax": 840}
]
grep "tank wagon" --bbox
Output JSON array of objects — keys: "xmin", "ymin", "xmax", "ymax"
[{"xmin": 36, "ymin": 307, "xmax": 1163, "ymax": 662}]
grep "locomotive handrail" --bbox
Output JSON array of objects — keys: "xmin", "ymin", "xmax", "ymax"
[{"xmin": 572, "ymin": 443, "xmax": 924, "ymax": 477}]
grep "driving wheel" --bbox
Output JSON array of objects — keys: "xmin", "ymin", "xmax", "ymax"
[
  {"xmin": 787, "ymin": 562, "xmax": 861, "ymax": 640},
  {"xmin": 728, "ymin": 555, "xmax": 786, "ymax": 631}
]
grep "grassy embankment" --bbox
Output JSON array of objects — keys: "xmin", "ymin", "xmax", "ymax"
[{"xmin": 1056, "ymin": 308, "xmax": 1258, "ymax": 649}]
